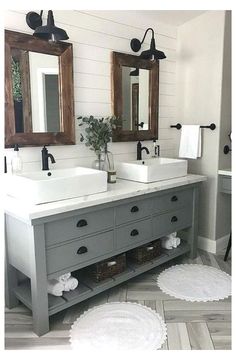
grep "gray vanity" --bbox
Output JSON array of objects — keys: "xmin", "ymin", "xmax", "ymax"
[{"xmin": 5, "ymin": 175, "xmax": 206, "ymax": 336}]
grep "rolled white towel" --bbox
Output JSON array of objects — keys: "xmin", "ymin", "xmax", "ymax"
[
  {"xmin": 176, "ymin": 237, "xmax": 181, "ymax": 246},
  {"xmin": 170, "ymin": 237, "xmax": 181, "ymax": 248},
  {"xmin": 161, "ymin": 236, "xmax": 181, "ymax": 249},
  {"xmin": 63, "ymin": 276, "xmax": 79, "ymax": 292},
  {"xmin": 161, "ymin": 238, "xmax": 174, "ymax": 249},
  {"xmin": 56, "ymin": 272, "xmax": 71, "ymax": 283},
  {"xmin": 172, "ymin": 238, "xmax": 178, "ymax": 248},
  {"xmin": 47, "ymin": 279, "xmax": 64, "ymax": 297}
]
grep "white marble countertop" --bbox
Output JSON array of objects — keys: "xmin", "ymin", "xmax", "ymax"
[
  {"xmin": 4, "ymin": 174, "xmax": 207, "ymax": 222},
  {"xmin": 218, "ymin": 169, "xmax": 232, "ymax": 176}
]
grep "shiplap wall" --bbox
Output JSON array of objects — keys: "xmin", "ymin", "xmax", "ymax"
[{"xmin": 4, "ymin": 10, "xmax": 179, "ymax": 172}]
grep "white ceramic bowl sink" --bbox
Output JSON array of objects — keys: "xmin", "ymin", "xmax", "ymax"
[
  {"xmin": 116, "ymin": 157, "xmax": 188, "ymax": 183},
  {"xmin": 4, "ymin": 167, "xmax": 108, "ymax": 204}
]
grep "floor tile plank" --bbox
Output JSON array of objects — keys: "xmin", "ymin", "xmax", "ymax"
[
  {"xmin": 186, "ymin": 323, "xmax": 214, "ymax": 350},
  {"xmin": 166, "ymin": 323, "xmax": 191, "ymax": 350}
]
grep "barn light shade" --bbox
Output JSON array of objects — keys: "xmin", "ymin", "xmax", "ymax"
[
  {"xmin": 130, "ymin": 27, "xmax": 166, "ymax": 61},
  {"xmin": 26, "ymin": 10, "xmax": 69, "ymax": 43}
]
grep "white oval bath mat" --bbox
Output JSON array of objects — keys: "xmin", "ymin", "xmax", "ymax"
[
  {"xmin": 157, "ymin": 264, "xmax": 231, "ymax": 302},
  {"xmin": 69, "ymin": 302, "xmax": 167, "ymax": 350}
]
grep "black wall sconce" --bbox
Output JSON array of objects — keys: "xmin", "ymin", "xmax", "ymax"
[
  {"xmin": 130, "ymin": 27, "xmax": 166, "ymax": 61},
  {"xmin": 223, "ymin": 132, "xmax": 232, "ymax": 154},
  {"xmin": 26, "ymin": 10, "xmax": 69, "ymax": 42},
  {"xmin": 130, "ymin": 68, "xmax": 139, "ymax": 76}
]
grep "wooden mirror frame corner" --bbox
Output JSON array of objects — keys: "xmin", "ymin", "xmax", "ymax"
[
  {"xmin": 111, "ymin": 51, "xmax": 159, "ymax": 142},
  {"xmin": 5, "ymin": 30, "xmax": 75, "ymax": 147}
]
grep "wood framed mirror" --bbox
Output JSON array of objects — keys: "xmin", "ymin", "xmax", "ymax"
[
  {"xmin": 5, "ymin": 30, "xmax": 75, "ymax": 147},
  {"xmin": 111, "ymin": 51, "xmax": 159, "ymax": 142}
]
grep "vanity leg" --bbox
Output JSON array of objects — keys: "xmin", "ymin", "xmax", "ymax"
[
  {"xmin": 29, "ymin": 225, "xmax": 49, "ymax": 336},
  {"xmin": 5, "ymin": 262, "xmax": 19, "ymax": 308},
  {"xmin": 188, "ymin": 186, "xmax": 199, "ymax": 259},
  {"xmin": 5, "ymin": 223, "xmax": 19, "ymax": 308}
]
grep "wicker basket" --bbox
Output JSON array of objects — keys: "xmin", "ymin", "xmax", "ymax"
[
  {"xmin": 127, "ymin": 240, "xmax": 162, "ymax": 264},
  {"xmin": 89, "ymin": 253, "xmax": 126, "ymax": 282}
]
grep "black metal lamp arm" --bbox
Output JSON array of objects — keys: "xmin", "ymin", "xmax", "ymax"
[
  {"xmin": 140, "ymin": 28, "xmax": 155, "ymax": 45},
  {"xmin": 130, "ymin": 28, "xmax": 155, "ymax": 53}
]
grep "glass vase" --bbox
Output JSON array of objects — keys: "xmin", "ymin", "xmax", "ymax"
[{"xmin": 92, "ymin": 151, "xmax": 105, "ymax": 170}]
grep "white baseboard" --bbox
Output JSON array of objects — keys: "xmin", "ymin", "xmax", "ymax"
[{"xmin": 197, "ymin": 234, "xmax": 230, "ymax": 254}]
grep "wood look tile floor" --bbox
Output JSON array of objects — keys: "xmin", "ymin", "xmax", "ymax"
[{"xmin": 5, "ymin": 249, "xmax": 231, "ymax": 350}]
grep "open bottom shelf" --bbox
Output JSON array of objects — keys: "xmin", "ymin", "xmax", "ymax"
[{"xmin": 13, "ymin": 241, "xmax": 190, "ymax": 316}]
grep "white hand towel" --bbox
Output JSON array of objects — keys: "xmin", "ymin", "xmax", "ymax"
[
  {"xmin": 63, "ymin": 276, "xmax": 79, "ymax": 292},
  {"xmin": 56, "ymin": 272, "xmax": 71, "ymax": 283},
  {"xmin": 179, "ymin": 125, "xmax": 202, "ymax": 159},
  {"xmin": 47, "ymin": 279, "xmax": 64, "ymax": 297}
]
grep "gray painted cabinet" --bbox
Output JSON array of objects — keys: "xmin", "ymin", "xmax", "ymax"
[
  {"xmin": 219, "ymin": 175, "xmax": 231, "ymax": 194},
  {"xmin": 5, "ymin": 183, "xmax": 199, "ymax": 336}
]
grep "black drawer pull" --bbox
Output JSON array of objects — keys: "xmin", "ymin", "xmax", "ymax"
[
  {"xmin": 130, "ymin": 229, "xmax": 139, "ymax": 236},
  {"xmin": 76, "ymin": 219, "xmax": 88, "ymax": 227},
  {"xmin": 131, "ymin": 205, "xmax": 139, "ymax": 213},
  {"xmin": 171, "ymin": 195, "xmax": 178, "ymax": 202},
  {"xmin": 171, "ymin": 216, "xmax": 178, "ymax": 223},
  {"xmin": 77, "ymin": 246, "xmax": 88, "ymax": 254}
]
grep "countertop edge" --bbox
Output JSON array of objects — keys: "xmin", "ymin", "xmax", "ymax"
[
  {"xmin": 218, "ymin": 170, "xmax": 232, "ymax": 176},
  {"xmin": 4, "ymin": 174, "xmax": 207, "ymax": 222}
]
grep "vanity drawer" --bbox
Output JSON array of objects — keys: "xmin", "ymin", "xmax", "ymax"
[
  {"xmin": 115, "ymin": 198, "xmax": 152, "ymax": 225},
  {"xmin": 45, "ymin": 208, "xmax": 114, "ymax": 247},
  {"xmin": 153, "ymin": 189, "xmax": 193, "ymax": 214},
  {"xmin": 219, "ymin": 176, "xmax": 231, "ymax": 194},
  {"xmin": 153, "ymin": 207, "xmax": 193, "ymax": 238},
  {"xmin": 46, "ymin": 231, "xmax": 114, "ymax": 275},
  {"xmin": 115, "ymin": 218, "xmax": 152, "ymax": 250}
]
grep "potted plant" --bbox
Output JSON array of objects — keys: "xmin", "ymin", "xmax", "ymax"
[{"xmin": 78, "ymin": 115, "xmax": 121, "ymax": 169}]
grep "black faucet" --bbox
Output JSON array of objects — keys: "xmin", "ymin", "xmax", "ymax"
[
  {"xmin": 41, "ymin": 146, "xmax": 56, "ymax": 171},
  {"xmin": 154, "ymin": 144, "xmax": 160, "ymax": 157},
  {"xmin": 137, "ymin": 141, "xmax": 150, "ymax": 160},
  {"xmin": 156, "ymin": 145, "xmax": 160, "ymax": 157}
]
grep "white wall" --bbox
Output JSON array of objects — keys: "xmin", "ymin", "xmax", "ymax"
[
  {"xmin": 176, "ymin": 10, "xmax": 231, "ymax": 251},
  {"xmin": 4, "ymin": 10, "xmax": 178, "ymax": 171}
]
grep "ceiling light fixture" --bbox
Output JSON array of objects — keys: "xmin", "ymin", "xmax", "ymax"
[
  {"xmin": 26, "ymin": 10, "xmax": 69, "ymax": 43},
  {"xmin": 130, "ymin": 27, "xmax": 166, "ymax": 61}
]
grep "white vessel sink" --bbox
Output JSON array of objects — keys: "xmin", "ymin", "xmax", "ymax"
[
  {"xmin": 116, "ymin": 157, "xmax": 188, "ymax": 183},
  {"xmin": 4, "ymin": 167, "xmax": 108, "ymax": 204}
]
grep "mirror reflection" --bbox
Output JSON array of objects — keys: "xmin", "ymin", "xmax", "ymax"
[
  {"xmin": 121, "ymin": 66, "xmax": 149, "ymax": 131},
  {"xmin": 111, "ymin": 51, "xmax": 159, "ymax": 142},
  {"xmin": 11, "ymin": 49, "xmax": 60, "ymax": 133}
]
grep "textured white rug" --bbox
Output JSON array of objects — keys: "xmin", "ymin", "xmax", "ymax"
[
  {"xmin": 69, "ymin": 302, "xmax": 167, "ymax": 350},
  {"xmin": 157, "ymin": 264, "xmax": 231, "ymax": 302}
]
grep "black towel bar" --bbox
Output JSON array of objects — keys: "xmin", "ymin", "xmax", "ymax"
[
  {"xmin": 170, "ymin": 123, "xmax": 182, "ymax": 129},
  {"xmin": 170, "ymin": 123, "xmax": 216, "ymax": 130}
]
